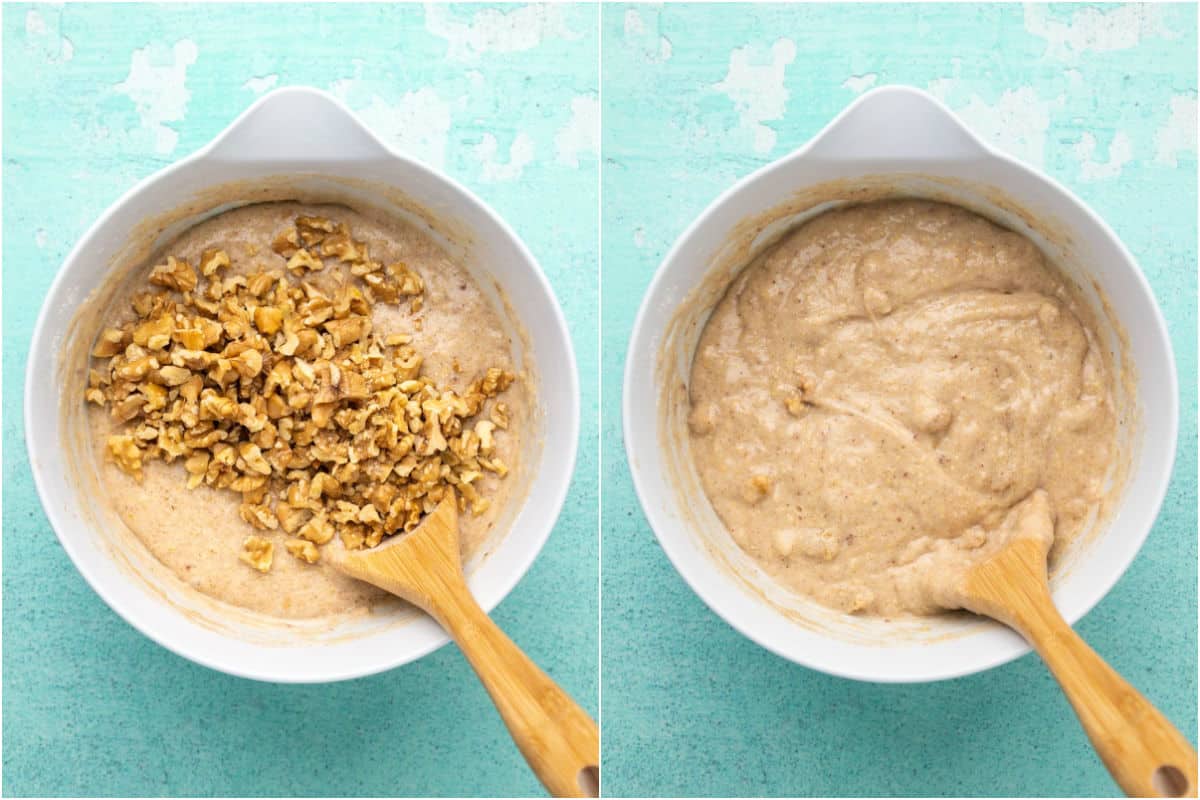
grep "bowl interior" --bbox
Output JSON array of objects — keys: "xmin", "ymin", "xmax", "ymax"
[
  {"xmin": 29, "ymin": 164, "xmax": 578, "ymax": 682},
  {"xmin": 627, "ymin": 160, "xmax": 1176, "ymax": 682}
]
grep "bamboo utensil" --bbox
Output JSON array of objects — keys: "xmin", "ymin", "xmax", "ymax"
[
  {"xmin": 333, "ymin": 494, "xmax": 599, "ymax": 798},
  {"xmin": 955, "ymin": 491, "xmax": 1196, "ymax": 797}
]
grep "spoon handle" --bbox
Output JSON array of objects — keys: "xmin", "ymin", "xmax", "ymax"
[
  {"xmin": 336, "ymin": 497, "xmax": 599, "ymax": 797},
  {"xmin": 972, "ymin": 541, "xmax": 1197, "ymax": 797},
  {"xmin": 428, "ymin": 582, "xmax": 600, "ymax": 798}
]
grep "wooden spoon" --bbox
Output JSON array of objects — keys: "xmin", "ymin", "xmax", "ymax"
[
  {"xmin": 333, "ymin": 494, "xmax": 599, "ymax": 798},
  {"xmin": 952, "ymin": 490, "xmax": 1197, "ymax": 797}
]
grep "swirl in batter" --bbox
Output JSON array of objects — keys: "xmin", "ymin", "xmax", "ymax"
[{"xmin": 687, "ymin": 199, "xmax": 1119, "ymax": 617}]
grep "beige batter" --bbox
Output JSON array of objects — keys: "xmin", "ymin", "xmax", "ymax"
[
  {"xmin": 87, "ymin": 202, "xmax": 527, "ymax": 619},
  {"xmin": 688, "ymin": 199, "xmax": 1119, "ymax": 617}
]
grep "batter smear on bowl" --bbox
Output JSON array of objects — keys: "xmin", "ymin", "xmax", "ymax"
[
  {"xmin": 687, "ymin": 199, "xmax": 1120, "ymax": 617},
  {"xmin": 85, "ymin": 202, "xmax": 526, "ymax": 619}
]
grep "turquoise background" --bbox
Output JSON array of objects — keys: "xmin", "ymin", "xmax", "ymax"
[
  {"xmin": 5, "ymin": 2, "xmax": 1199, "ymax": 798},
  {"xmin": 602, "ymin": 3, "xmax": 1197, "ymax": 797},
  {"xmin": 3, "ymin": 4, "xmax": 597, "ymax": 797}
]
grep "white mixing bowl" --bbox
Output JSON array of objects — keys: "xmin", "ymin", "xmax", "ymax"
[
  {"xmin": 624, "ymin": 86, "xmax": 1178, "ymax": 683},
  {"xmin": 26, "ymin": 87, "xmax": 579, "ymax": 683}
]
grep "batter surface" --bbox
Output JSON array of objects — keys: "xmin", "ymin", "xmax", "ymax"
[
  {"xmin": 87, "ymin": 202, "xmax": 527, "ymax": 619},
  {"xmin": 688, "ymin": 199, "xmax": 1119, "ymax": 617}
]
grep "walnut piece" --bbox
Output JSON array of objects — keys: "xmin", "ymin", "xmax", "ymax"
[
  {"xmin": 200, "ymin": 248, "xmax": 231, "ymax": 277},
  {"xmin": 285, "ymin": 538, "xmax": 320, "ymax": 564},
  {"xmin": 89, "ymin": 215, "xmax": 516, "ymax": 566},
  {"xmin": 742, "ymin": 474, "xmax": 772, "ymax": 505},
  {"xmin": 148, "ymin": 256, "xmax": 197, "ymax": 293},
  {"xmin": 240, "ymin": 535, "xmax": 274, "ymax": 572}
]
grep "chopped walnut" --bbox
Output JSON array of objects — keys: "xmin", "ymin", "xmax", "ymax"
[
  {"xmin": 89, "ymin": 214, "xmax": 515, "ymax": 565},
  {"xmin": 286, "ymin": 249, "xmax": 323, "ymax": 275},
  {"xmin": 783, "ymin": 395, "xmax": 806, "ymax": 416},
  {"xmin": 106, "ymin": 434, "xmax": 144, "ymax": 480},
  {"xmin": 200, "ymin": 248, "xmax": 231, "ymax": 277},
  {"xmin": 92, "ymin": 328, "xmax": 128, "ymax": 357},
  {"xmin": 253, "ymin": 306, "xmax": 283, "ymax": 335},
  {"xmin": 148, "ymin": 256, "xmax": 197, "ymax": 293},
  {"xmin": 743, "ymin": 474, "xmax": 772, "ymax": 505},
  {"xmin": 491, "ymin": 402, "xmax": 509, "ymax": 430},
  {"xmin": 240, "ymin": 535, "xmax": 274, "ymax": 572},
  {"xmin": 285, "ymin": 538, "xmax": 320, "ymax": 564}
]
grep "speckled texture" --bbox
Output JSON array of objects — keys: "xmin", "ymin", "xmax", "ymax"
[
  {"xmin": 602, "ymin": 3, "xmax": 1196, "ymax": 797},
  {"xmin": 3, "ymin": 4, "xmax": 597, "ymax": 797}
]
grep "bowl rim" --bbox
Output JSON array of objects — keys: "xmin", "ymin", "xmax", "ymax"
[
  {"xmin": 24, "ymin": 86, "xmax": 581, "ymax": 683},
  {"xmin": 622, "ymin": 85, "xmax": 1179, "ymax": 683}
]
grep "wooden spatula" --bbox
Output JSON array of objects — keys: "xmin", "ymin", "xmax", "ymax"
[
  {"xmin": 951, "ymin": 490, "xmax": 1197, "ymax": 797},
  {"xmin": 333, "ymin": 494, "xmax": 599, "ymax": 798}
]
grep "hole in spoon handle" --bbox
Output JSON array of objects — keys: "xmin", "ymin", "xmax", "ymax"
[
  {"xmin": 577, "ymin": 765, "xmax": 599, "ymax": 798},
  {"xmin": 1152, "ymin": 764, "xmax": 1191, "ymax": 798}
]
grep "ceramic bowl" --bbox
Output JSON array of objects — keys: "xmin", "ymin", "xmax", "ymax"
[
  {"xmin": 623, "ymin": 86, "xmax": 1177, "ymax": 683},
  {"xmin": 26, "ymin": 87, "xmax": 579, "ymax": 683}
]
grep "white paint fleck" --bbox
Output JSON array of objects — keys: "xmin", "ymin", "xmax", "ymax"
[
  {"xmin": 26, "ymin": 10, "xmax": 47, "ymax": 35},
  {"xmin": 328, "ymin": 84, "xmax": 454, "ymax": 169},
  {"xmin": 465, "ymin": 69, "xmax": 486, "ymax": 90},
  {"xmin": 243, "ymin": 75, "xmax": 279, "ymax": 95},
  {"xmin": 1063, "ymin": 68, "xmax": 1084, "ymax": 91},
  {"xmin": 425, "ymin": 3, "xmax": 578, "ymax": 62},
  {"xmin": 842, "ymin": 73, "xmax": 878, "ymax": 94},
  {"xmin": 633, "ymin": 227, "xmax": 647, "ymax": 248},
  {"xmin": 25, "ymin": 9, "xmax": 73, "ymax": 62},
  {"xmin": 473, "ymin": 132, "xmax": 535, "ymax": 183},
  {"xmin": 114, "ymin": 39, "xmax": 199, "ymax": 155},
  {"xmin": 35, "ymin": 229, "xmax": 48, "ymax": 248},
  {"xmin": 926, "ymin": 78, "xmax": 953, "ymax": 99},
  {"xmin": 624, "ymin": 9, "xmax": 646, "ymax": 36},
  {"xmin": 1154, "ymin": 94, "xmax": 1198, "ymax": 167},
  {"xmin": 1024, "ymin": 4, "xmax": 1177, "ymax": 62},
  {"xmin": 623, "ymin": 8, "xmax": 671, "ymax": 63},
  {"xmin": 713, "ymin": 38, "xmax": 797, "ymax": 154},
  {"xmin": 928, "ymin": 82, "xmax": 1062, "ymax": 167},
  {"xmin": 925, "ymin": 58, "xmax": 965, "ymax": 102},
  {"xmin": 555, "ymin": 95, "xmax": 600, "ymax": 168},
  {"xmin": 1074, "ymin": 131, "xmax": 1133, "ymax": 181}
]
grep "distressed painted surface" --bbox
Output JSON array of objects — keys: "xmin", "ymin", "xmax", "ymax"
[
  {"xmin": 602, "ymin": 3, "xmax": 1196, "ymax": 797},
  {"xmin": 3, "ymin": 4, "xmax": 597, "ymax": 797}
]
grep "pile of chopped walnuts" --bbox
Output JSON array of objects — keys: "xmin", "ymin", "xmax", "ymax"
[{"xmin": 87, "ymin": 215, "xmax": 514, "ymax": 574}]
